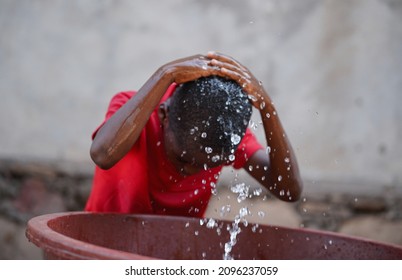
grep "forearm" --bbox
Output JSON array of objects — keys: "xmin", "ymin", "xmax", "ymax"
[
  {"xmin": 259, "ymin": 98, "xmax": 303, "ymax": 201},
  {"xmin": 90, "ymin": 67, "xmax": 173, "ymax": 169}
]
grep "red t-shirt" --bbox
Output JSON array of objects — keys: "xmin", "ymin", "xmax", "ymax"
[{"xmin": 85, "ymin": 84, "xmax": 263, "ymax": 217}]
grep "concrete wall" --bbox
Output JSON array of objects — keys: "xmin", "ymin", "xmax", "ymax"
[{"xmin": 1, "ymin": 0, "xmax": 402, "ymax": 194}]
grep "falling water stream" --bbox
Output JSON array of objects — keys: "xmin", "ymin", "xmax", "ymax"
[{"xmin": 197, "ymin": 180, "xmax": 265, "ymax": 260}]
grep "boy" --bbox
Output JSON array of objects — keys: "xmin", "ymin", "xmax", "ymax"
[{"xmin": 86, "ymin": 52, "xmax": 302, "ymax": 217}]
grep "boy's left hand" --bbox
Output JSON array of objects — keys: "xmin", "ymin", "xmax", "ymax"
[{"xmin": 207, "ymin": 51, "xmax": 271, "ymax": 111}]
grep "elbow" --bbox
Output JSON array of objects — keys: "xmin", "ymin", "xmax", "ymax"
[
  {"xmin": 286, "ymin": 191, "xmax": 301, "ymax": 202},
  {"xmin": 287, "ymin": 179, "xmax": 303, "ymax": 202},
  {"xmin": 276, "ymin": 178, "xmax": 303, "ymax": 202},
  {"xmin": 90, "ymin": 143, "xmax": 114, "ymax": 170},
  {"xmin": 278, "ymin": 192, "xmax": 301, "ymax": 203}
]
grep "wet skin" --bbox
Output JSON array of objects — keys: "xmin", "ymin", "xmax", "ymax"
[{"xmin": 90, "ymin": 51, "xmax": 303, "ymax": 202}]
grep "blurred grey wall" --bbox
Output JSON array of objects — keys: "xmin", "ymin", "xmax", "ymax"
[{"xmin": 1, "ymin": 0, "xmax": 401, "ymax": 194}]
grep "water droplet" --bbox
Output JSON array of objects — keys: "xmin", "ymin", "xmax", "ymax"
[
  {"xmin": 201, "ymin": 132, "xmax": 207, "ymax": 138},
  {"xmin": 284, "ymin": 157, "xmax": 290, "ymax": 163},
  {"xmin": 206, "ymin": 218, "xmax": 217, "ymax": 228},
  {"xmin": 220, "ymin": 205, "xmax": 231, "ymax": 216},
  {"xmin": 252, "ymin": 224, "xmax": 259, "ymax": 232},
  {"xmin": 205, "ymin": 147, "xmax": 213, "ymax": 154},
  {"xmin": 194, "ymin": 231, "xmax": 199, "ymax": 236},
  {"xmin": 258, "ymin": 211, "xmax": 265, "ymax": 218},
  {"xmin": 247, "ymin": 94, "xmax": 257, "ymax": 102},
  {"xmin": 248, "ymin": 165, "xmax": 253, "ymax": 171},
  {"xmin": 253, "ymin": 187, "xmax": 263, "ymax": 196},
  {"xmin": 278, "ymin": 175, "xmax": 282, "ymax": 182},
  {"xmin": 211, "ymin": 155, "xmax": 220, "ymax": 162},
  {"xmin": 185, "ymin": 222, "xmax": 190, "ymax": 228},
  {"xmin": 260, "ymin": 101, "xmax": 265, "ymax": 110},
  {"xmin": 228, "ymin": 154, "xmax": 235, "ymax": 161},
  {"xmin": 231, "ymin": 133, "xmax": 241, "ymax": 145},
  {"xmin": 239, "ymin": 207, "xmax": 249, "ymax": 218},
  {"xmin": 194, "ymin": 189, "xmax": 199, "ymax": 195},
  {"xmin": 265, "ymin": 112, "xmax": 270, "ymax": 118},
  {"xmin": 156, "ymin": 141, "xmax": 161, "ymax": 146},
  {"xmin": 266, "ymin": 146, "xmax": 271, "ymax": 154},
  {"xmin": 279, "ymin": 189, "xmax": 285, "ymax": 196}
]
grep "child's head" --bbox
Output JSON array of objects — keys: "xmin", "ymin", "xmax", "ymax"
[{"xmin": 161, "ymin": 76, "xmax": 252, "ymax": 175}]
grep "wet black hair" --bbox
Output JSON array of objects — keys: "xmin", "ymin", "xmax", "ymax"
[{"xmin": 168, "ymin": 76, "xmax": 252, "ymax": 156}]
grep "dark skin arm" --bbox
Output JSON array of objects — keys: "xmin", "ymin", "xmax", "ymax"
[{"xmin": 207, "ymin": 52, "xmax": 303, "ymax": 202}]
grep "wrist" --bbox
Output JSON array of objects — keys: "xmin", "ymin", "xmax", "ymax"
[{"xmin": 156, "ymin": 65, "xmax": 175, "ymax": 85}]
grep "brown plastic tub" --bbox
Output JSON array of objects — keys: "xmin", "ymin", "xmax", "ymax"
[{"xmin": 26, "ymin": 211, "xmax": 402, "ymax": 259}]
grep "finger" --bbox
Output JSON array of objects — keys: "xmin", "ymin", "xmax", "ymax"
[
  {"xmin": 220, "ymin": 67, "xmax": 250, "ymax": 89},
  {"xmin": 207, "ymin": 51, "xmax": 246, "ymax": 71},
  {"xmin": 209, "ymin": 59, "xmax": 251, "ymax": 79}
]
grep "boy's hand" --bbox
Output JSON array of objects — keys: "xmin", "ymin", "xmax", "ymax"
[
  {"xmin": 161, "ymin": 54, "xmax": 221, "ymax": 84},
  {"xmin": 206, "ymin": 51, "xmax": 272, "ymax": 111}
]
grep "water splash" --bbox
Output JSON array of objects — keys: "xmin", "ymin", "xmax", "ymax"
[
  {"xmin": 230, "ymin": 182, "xmax": 250, "ymax": 203},
  {"xmin": 223, "ymin": 207, "xmax": 250, "ymax": 260}
]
